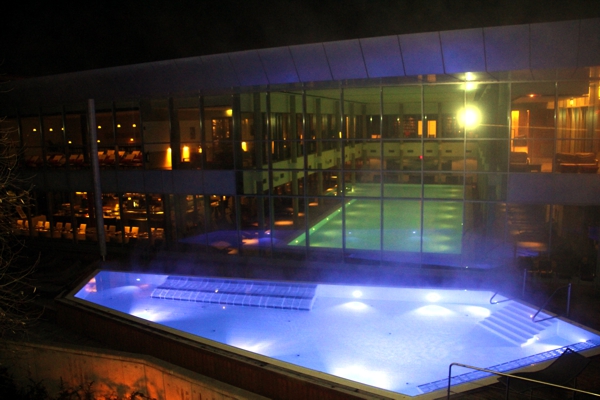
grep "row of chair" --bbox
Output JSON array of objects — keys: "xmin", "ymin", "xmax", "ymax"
[
  {"xmin": 24, "ymin": 150, "xmax": 144, "ymax": 168},
  {"xmin": 15, "ymin": 220, "xmax": 164, "ymax": 244}
]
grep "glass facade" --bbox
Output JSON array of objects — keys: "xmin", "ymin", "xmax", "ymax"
[{"xmin": 6, "ymin": 67, "xmax": 600, "ymax": 276}]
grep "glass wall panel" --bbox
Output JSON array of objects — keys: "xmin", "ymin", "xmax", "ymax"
[
  {"xmin": 550, "ymin": 205, "xmax": 599, "ymax": 280},
  {"xmin": 422, "ymin": 200, "xmax": 463, "ymax": 256},
  {"xmin": 64, "ymin": 105, "xmax": 89, "ymax": 168},
  {"xmin": 555, "ymin": 80, "xmax": 600, "ymax": 174},
  {"xmin": 118, "ymin": 193, "xmax": 149, "ymax": 244},
  {"xmin": 114, "ymin": 101, "xmax": 142, "ymax": 168},
  {"xmin": 94, "ymin": 104, "xmax": 117, "ymax": 168},
  {"xmin": 383, "ymin": 86, "xmax": 421, "ymax": 187},
  {"xmin": 239, "ymin": 195, "xmax": 271, "ymax": 256},
  {"xmin": 175, "ymin": 97, "xmax": 202, "ymax": 169},
  {"xmin": 342, "ymin": 88, "xmax": 380, "ymax": 170},
  {"xmin": 296, "ymin": 196, "xmax": 343, "ymax": 250},
  {"xmin": 268, "ymin": 92, "xmax": 304, "ymax": 168},
  {"xmin": 462, "ymin": 202, "xmax": 510, "ymax": 269},
  {"xmin": 304, "ymin": 90, "xmax": 341, "ymax": 186},
  {"xmin": 271, "ymin": 195, "xmax": 305, "ymax": 248},
  {"xmin": 344, "ymin": 198, "xmax": 381, "ymax": 250},
  {"xmin": 468, "ymin": 83, "xmax": 510, "ymax": 176},
  {"xmin": 203, "ymin": 97, "xmax": 234, "ymax": 170},
  {"xmin": 42, "ymin": 111, "xmax": 66, "ymax": 167},
  {"xmin": 240, "ymin": 92, "xmax": 270, "ymax": 170},
  {"xmin": 200, "ymin": 194, "xmax": 238, "ymax": 253},
  {"xmin": 472, "ymin": 172, "xmax": 507, "ymax": 202},
  {"xmin": 507, "ymin": 204, "xmax": 559, "ymax": 257},
  {"xmin": 511, "ymin": 82, "xmax": 556, "ymax": 173},
  {"xmin": 142, "ymin": 99, "xmax": 171, "ymax": 170},
  {"xmin": 145, "ymin": 194, "xmax": 166, "ymax": 246},
  {"xmin": 382, "ymin": 199, "xmax": 421, "ymax": 253}
]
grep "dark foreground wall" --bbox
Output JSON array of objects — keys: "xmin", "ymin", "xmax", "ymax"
[{"xmin": 55, "ymin": 298, "xmax": 382, "ymax": 400}]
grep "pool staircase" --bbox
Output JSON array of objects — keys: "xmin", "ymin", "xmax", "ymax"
[
  {"xmin": 478, "ymin": 302, "xmax": 556, "ymax": 346},
  {"xmin": 151, "ymin": 276, "xmax": 317, "ymax": 311}
]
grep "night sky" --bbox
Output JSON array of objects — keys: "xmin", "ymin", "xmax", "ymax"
[{"xmin": 3, "ymin": 0, "xmax": 600, "ymax": 77}]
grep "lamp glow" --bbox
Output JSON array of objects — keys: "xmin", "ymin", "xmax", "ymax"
[{"xmin": 457, "ymin": 106, "xmax": 481, "ymax": 130}]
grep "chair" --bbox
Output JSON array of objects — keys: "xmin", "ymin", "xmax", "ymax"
[
  {"xmin": 76, "ymin": 223, "xmax": 87, "ymax": 240},
  {"xmin": 499, "ymin": 348, "xmax": 590, "ymax": 396},
  {"xmin": 52, "ymin": 222, "xmax": 63, "ymax": 238},
  {"xmin": 62, "ymin": 222, "xmax": 73, "ymax": 239},
  {"xmin": 106, "ymin": 225, "xmax": 116, "ymax": 241}
]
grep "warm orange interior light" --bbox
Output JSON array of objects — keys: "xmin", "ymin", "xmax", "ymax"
[
  {"xmin": 182, "ymin": 146, "xmax": 190, "ymax": 161},
  {"xmin": 130, "ymin": 138, "xmax": 134, "ymax": 142},
  {"xmin": 97, "ymin": 125, "xmax": 101, "ymax": 129},
  {"xmin": 117, "ymin": 124, "xmax": 121, "ymax": 128}
]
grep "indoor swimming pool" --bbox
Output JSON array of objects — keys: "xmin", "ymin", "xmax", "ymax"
[
  {"xmin": 290, "ymin": 183, "xmax": 464, "ymax": 254},
  {"xmin": 71, "ymin": 270, "xmax": 600, "ymax": 398}
]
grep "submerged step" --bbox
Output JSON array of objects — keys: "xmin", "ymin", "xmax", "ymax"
[
  {"xmin": 478, "ymin": 302, "xmax": 556, "ymax": 346},
  {"xmin": 151, "ymin": 276, "xmax": 317, "ymax": 311}
]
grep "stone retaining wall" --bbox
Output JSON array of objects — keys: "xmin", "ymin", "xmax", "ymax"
[{"xmin": 0, "ymin": 341, "xmax": 267, "ymax": 400}]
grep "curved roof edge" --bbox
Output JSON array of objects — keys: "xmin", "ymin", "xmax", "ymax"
[{"xmin": 2, "ymin": 18, "xmax": 599, "ymax": 109}]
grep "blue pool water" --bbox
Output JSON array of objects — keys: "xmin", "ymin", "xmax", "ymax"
[{"xmin": 72, "ymin": 270, "xmax": 600, "ymax": 398}]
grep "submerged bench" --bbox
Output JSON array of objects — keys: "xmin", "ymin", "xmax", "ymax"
[{"xmin": 151, "ymin": 276, "xmax": 317, "ymax": 310}]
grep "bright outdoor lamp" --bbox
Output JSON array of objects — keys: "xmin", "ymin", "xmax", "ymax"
[{"xmin": 457, "ymin": 105, "xmax": 481, "ymax": 130}]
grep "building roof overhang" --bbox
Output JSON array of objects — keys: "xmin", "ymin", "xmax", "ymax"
[{"xmin": 1, "ymin": 18, "xmax": 599, "ymax": 109}]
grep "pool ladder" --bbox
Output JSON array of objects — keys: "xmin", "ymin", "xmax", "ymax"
[
  {"xmin": 490, "ymin": 268, "xmax": 572, "ymax": 322},
  {"xmin": 445, "ymin": 362, "xmax": 600, "ymax": 399}
]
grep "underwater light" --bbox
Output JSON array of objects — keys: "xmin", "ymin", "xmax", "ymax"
[
  {"xmin": 426, "ymin": 293, "xmax": 441, "ymax": 302},
  {"xmin": 344, "ymin": 301, "xmax": 368, "ymax": 311}
]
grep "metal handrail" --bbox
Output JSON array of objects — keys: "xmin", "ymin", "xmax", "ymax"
[
  {"xmin": 531, "ymin": 283, "xmax": 571, "ymax": 323},
  {"xmin": 490, "ymin": 269, "xmax": 529, "ymax": 304},
  {"xmin": 446, "ymin": 362, "xmax": 600, "ymax": 399},
  {"xmin": 490, "ymin": 292, "xmax": 512, "ymax": 304}
]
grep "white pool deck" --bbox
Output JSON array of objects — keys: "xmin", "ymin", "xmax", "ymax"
[{"xmin": 72, "ymin": 270, "xmax": 600, "ymax": 398}]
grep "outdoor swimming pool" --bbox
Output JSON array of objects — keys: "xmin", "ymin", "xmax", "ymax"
[{"xmin": 72, "ymin": 270, "xmax": 600, "ymax": 398}]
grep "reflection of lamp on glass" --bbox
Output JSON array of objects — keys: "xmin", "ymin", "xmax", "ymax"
[
  {"xmin": 457, "ymin": 105, "xmax": 482, "ymax": 130},
  {"xmin": 241, "ymin": 141, "xmax": 247, "ymax": 152}
]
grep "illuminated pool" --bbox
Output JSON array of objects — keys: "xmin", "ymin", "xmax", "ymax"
[
  {"xmin": 72, "ymin": 270, "xmax": 600, "ymax": 399},
  {"xmin": 290, "ymin": 183, "xmax": 464, "ymax": 255}
]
